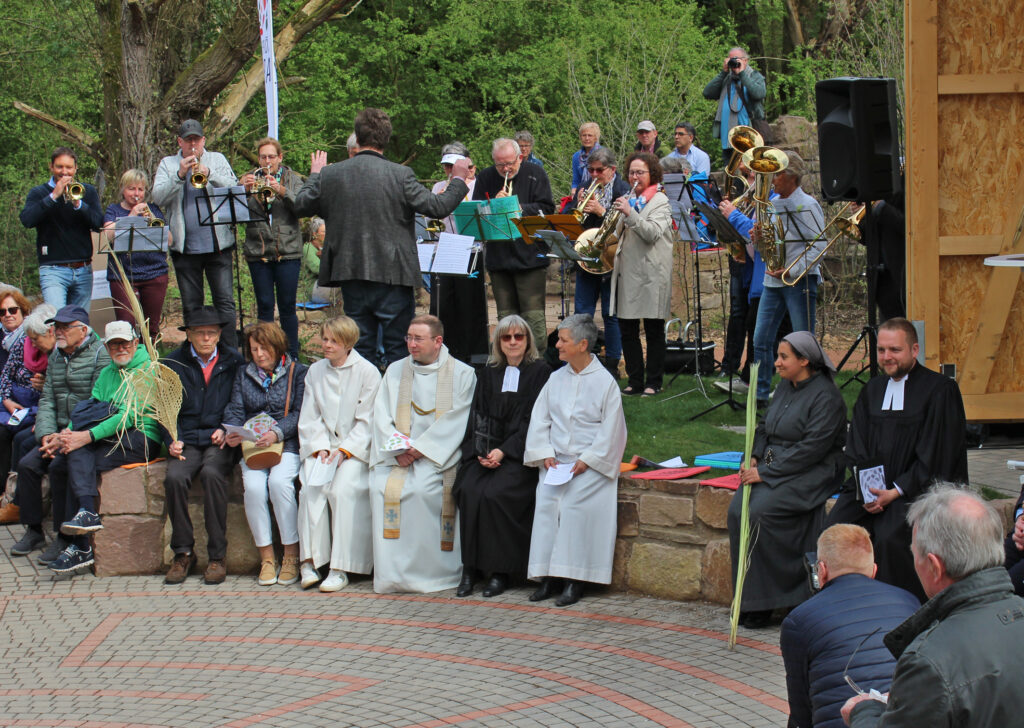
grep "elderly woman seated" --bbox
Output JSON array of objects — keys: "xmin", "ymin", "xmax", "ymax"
[{"xmin": 728, "ymin": 331, "xmax": 847, "ymax": 628}]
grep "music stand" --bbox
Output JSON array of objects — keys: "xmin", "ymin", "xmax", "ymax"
[
  {"xmin": 194, "ymin": 186, "xmax": 268, "ymax": 337},
  {"xmin": 534, "ymin": 229, "xmax": 588, "ymax": 321},
  {"xmin": 105, "ymin": 219, "xmax": 170, "ymax": 325}
]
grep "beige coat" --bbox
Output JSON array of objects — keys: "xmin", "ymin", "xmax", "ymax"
[{"xmin": 609, "ymin": 191, "xmax": 674, "ymax": 320}]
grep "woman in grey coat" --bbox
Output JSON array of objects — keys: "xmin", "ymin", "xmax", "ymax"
[{"xmin": 728, "ymin": 331, "xmax": 847, "ymax": 627}]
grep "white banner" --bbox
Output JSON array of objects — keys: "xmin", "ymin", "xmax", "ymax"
[{"xmin": 258, "ymin": 0, "xmax": 279, "ymax": 139}]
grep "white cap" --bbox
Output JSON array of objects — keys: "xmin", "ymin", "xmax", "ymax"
[
  {"xmin": 637, "ymin": 120, "xmax": 656, "ymax": 132},
  {"xmin": 440, "ymin": 153, "xmax": 467, "ymax": 165},
  {"xmin": 103, "ymin": 320, "xmax": 137, "ymax": 343}
]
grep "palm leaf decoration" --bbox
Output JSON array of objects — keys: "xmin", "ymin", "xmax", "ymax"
[{"xmin": 728, "ymin": 362, "xmax": 759, "ymax": 649}]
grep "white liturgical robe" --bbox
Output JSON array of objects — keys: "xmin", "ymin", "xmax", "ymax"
[
  {"xmin": 297, "ymin": 350, "xmax": 381, "ymax": 573},
  {"xmin": 369, "ymin": 346, "xmax": 475, "ymax": 593},
  {"xmin": 524, "ymin": 354, "xmax": 627, "ymax": 584}
]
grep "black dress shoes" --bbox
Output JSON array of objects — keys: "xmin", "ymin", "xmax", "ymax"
[
  {"xmin": 482, "ymin": 573, "xmax": 508, "ymax": 598},
  {"xmin": 741, "ymin": 609, "xmax": 772, "ymax": 628},
  {"xmin": 555, "ymin": 580, "xmax": 584, "ymax": 607},
  {"xmin": 529, "ymin": 577, "xmax": 560, "ymax": 602},
  {"xmin": 456, "ymin": 569, "xmax": 476, "ymax": 597}
]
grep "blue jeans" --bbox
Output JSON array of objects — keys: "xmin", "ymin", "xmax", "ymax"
[
  {"xmin": 753, "ymin": 276, "xmax": 818, "ymax": 400},
  {"xmin": 340, "ymin": 280, "xmax": 415, "ymax": 368},
  {"xmin": 574, "ymin": 269, "xmax": 621, "ymax": 359},
  {"xmin": 248, "ymin": 259, "xmax": 300, "ymax": 359},
  {"xmin": 39, "ymin": 265, "xmax": 92, "ymax": 310}
]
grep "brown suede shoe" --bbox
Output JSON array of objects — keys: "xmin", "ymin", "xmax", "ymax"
[
  {"xmin": 0, "ymin": 502, "xmax": 20, "ymax": 525},
  {"xmin": 164, "ymin": 552, "xmax": 197, "ymax": 584},
  {"xmin": 203, "ymin": 559, "xmax": 227, "ymax": 585}
]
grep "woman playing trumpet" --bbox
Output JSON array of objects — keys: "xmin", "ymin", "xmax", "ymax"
[{"xmin": 101, "ymin": 169, "xmax": 169, "ymax": 334}]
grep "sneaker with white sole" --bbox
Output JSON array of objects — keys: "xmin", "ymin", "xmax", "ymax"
[
  {"xmin": 49, "ymin": 545, "xmax": 94, "ymax": 574},
  {"xmin": 60, "ymin": 508, "xmax": 103, "ymax": 535},
  {"xmin": 258, "ymin": 559, "xmax": 278, "ymax": 586},
  {"xmin": 319, "ymin": 569, "xmax": 349, "ymax": 592},
  {"xmin": 300, "ymin": 562, "xmax": 320, "ymax": 589},
  {"xmin": 713, "ymin": 377, "xmax": 748, "ymax": 395}
]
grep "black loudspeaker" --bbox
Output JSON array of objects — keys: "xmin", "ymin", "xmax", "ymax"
[{"xmin": 815, "ymin": 77, "xmax": 900, "ymax": 201}]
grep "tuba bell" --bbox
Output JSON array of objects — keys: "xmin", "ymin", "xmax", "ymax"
[
  {"xmin": 741, "ymin": 145, "xmax": 789, "ymax": 271},
  {"xmin": 723, "ymin": 125, "xmax": 763, "ymax": 198}
]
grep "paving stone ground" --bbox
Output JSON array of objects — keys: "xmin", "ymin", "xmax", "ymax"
[{"xmin": 0, "ymin": 524, "xmax": 789, "ymax": 728}]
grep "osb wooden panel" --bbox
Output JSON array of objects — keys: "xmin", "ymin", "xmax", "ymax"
[
  {"xmin": 988, "ymin": 278, "xmax": 1024, "ymax": 392},
  {"xmin": 937, "ymin": 95, "xmax": 1024, "ymax": 236},
  {"xmin": 937, "ymin": 0, "xmax": 1024, "ymax": 75},
  {"xmin": 938, "ymin": 256, "xmax": 984, "ymax": 367}
]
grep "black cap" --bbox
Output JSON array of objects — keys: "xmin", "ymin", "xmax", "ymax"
[
  {"xmin": 178, "ymin": 119, "xmax": 204, "ymax": 139},
  {"xmin": 45, "ymin": 304, "xmax": 90, "ymax": 326},
  {"xmin": 179, "ymin": 305, "xmax": 227, "ymax": 331}
]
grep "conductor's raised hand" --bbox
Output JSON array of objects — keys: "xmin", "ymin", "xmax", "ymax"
[{"xmin": 310, "ymin": 150, "xmax": 328, "ymax": 175}]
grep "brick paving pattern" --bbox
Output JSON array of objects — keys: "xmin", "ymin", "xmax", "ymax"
[{"xmin": 0, "ymin": 525, "xmax": 788, "ymax": 727}]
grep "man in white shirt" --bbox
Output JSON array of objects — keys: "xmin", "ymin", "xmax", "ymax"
[{"xmin": 664, "ymin": 122, "xmax": 711, "ymax": 175}]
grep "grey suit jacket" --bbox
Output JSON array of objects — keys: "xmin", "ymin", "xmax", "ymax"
[{"xmin": 293, "ymin": 150, "xmax": 468, "ymax": 288}]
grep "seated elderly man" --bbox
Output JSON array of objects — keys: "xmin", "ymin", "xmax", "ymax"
[
  {"xmin": 781, "ymin": 524, "xmax": 919, "ymax": 728},
  {"xmin": 47, "ymin": 320, "xmax": 162, "ymax": 575},
  {"xmin": 10, "ymin": 306, "xmax": 109, "ymax": 561},
  {"xmin": 163, "ymin": 306, "xmax": 244, "ymax": 585},
  {"xmin": 524, "ymin": 314, "xmax": 627, "ymax": 607}
]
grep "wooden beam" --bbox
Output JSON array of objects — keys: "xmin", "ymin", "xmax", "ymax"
[
  {"xmin": 938, "ymin": 235, "xmax": 1004, "ymax": 256},
  {"xmin": 904, "ymin": 0, "xmax": 941, "ymax": 367},
  {"xmin": 957, "ymin": 176, "xmax": 1024, "ymax": 395},
  {"xmin": 938, "ymin": 73, "xmax": 1024, "ymax": 96},
  {"xmin": 962, "ymin": 392, "xmax": 1024, "ymax": 423}
]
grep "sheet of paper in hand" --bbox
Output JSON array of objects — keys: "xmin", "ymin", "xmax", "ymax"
[
  {"xmin": 857, "ymin": 464, "xmax": 886, "ymax": 504},
  {"xmin": 384, "ymin": 431, "xmax": 414, "ymax": 453},
  {"xmin": 543, "ymin": 462, "xmax": 574, "ymax": 486}
]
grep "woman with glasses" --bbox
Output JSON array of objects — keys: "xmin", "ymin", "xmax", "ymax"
[
  {"xmin": 609, "ymin": 152, "xmax": 675, "ymax": 396},
  {"xmin": 453, "ymin": 315, "xmax": 550, "ymax": 598},
  {"xmin": 239, "ymin": 138, "xmax": 305, "ymax": 359}
]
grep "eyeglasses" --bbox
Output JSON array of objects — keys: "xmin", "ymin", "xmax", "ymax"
[
  {"xmin": 257, "ymin": 153, "xmax": 279, "ymax": 160},
  {"xmin": 494, "ymin": 161, "xmax": 518, "ymax": 170},
  {"xmin": 674, "ymin": 131, "xmax": 692, "ymax": 136},
  {"xmin": 107, "ymin": 339, "xmax": 135, "ymax": 349},
  {"xmin": 500, "ymin": 333, "xmax": 526, "ymax": 342},
  {"xmin": 843, "ymin": 627, "xmax": 882, "ymax": 697},
  {"xmin": 404, "ymin": 335, "xmax": 436, "ymax": 344},
  {"xmin": 1, "ymin": 307, "xmax": 21, "ymax": 316},
  {"xmin": 628, "ymin": 169, "xmax": 650, "ymax": 177},
  {"xmin": 586, "ymin": 167, "xmax": 606, "ymax": 174},
  {"xmin": 54, "ymin": 322, "xmax": 84, "ymax": 331}
]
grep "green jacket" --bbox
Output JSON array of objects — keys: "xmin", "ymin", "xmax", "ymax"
[
  {"xmin": 702, "ymin": 66, "xmax": 767, "ymax": 139},
  {"xmin": 74, "ymin": 345, "xmax": 161, "ymax": 443},
  {"xmin": 35, "ymin": 332, "xmax": 110, "ymax": 442}
]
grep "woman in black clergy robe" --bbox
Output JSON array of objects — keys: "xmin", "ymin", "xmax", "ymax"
[
  {"xmin": 728, "ymin": 331, "xmax": 847, "ymax": 628},
  {"xmin": 454, "ymin": 314, "xmax": 551, "ymax": 598}
]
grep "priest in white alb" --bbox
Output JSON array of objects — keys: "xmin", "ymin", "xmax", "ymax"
[
  {"xmin": 296, "ymin": 315, "xmax": 382, "ymax": 592},
  {"xmin": 525, "ymin": 314, "xmax": 627, "ymax": 607},
  {"xmin": 369, "ymin": 314, "xmax": 476, "ymax": 593}
]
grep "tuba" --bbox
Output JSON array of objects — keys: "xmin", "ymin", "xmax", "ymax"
[
  {"xmin": 741, "ymin": 145, "xmax": 788, "ymax": 271},
  {"xmin": 573, "ymin": 181, "xmax": 638, "ymax": 275},
  {"xmin": 723, "ymin": 125, "xmax": 763, "ymax": 198}
]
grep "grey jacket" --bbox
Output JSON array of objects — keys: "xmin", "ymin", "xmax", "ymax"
[
  {"xmin": 293, "ymin": 150, "xmax": 467, "ymax": 288},
  {"xmin": 152, "ymin": 149, "xmax": 238, "ymax": 253},
  {"xmin": 242, "ymin": 166, "xmax": 305, "ymax": 261},
  {"xmin": 35, "ymin": 332, "xmax": 111, "ymax": 442},
  {"xmin": 609, "ymin": 192, "xmax": 675, "ymax": 320},
  {"xmin": 850, "ymin": 568, "xmax": 1024, "ymax": 728}
]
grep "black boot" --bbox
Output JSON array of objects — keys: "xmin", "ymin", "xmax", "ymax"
[
  {"xmin": 456, "ymin": 569, "xmax": 476, "ymax": 598},
  {"xmin": 555, "ymin": 579, "xmax": 584, "ymax": 607},
  {"xmin": 602, "ymin": 356, "xmax": 621, "ymax": 378},
  {"xmin": 482, "ymin": 572, "xmax": 508, "ymax": 598},
  {"xmin": 740, "ymin": 610, "xmax": 772, "ymax": 628},
  {"xmin": 529, "ymin": 577, "xmax": 561, "ymax": 602}
]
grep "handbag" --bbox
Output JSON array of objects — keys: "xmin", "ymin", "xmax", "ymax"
[{"xmin": 242, "ymin": 361, "xmax": 295, "ymax": 470}]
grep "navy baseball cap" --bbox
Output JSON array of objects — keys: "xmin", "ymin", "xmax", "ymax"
[{"xmin": 45, "ymin": 305, "xmax": 90, "ymax": 326}]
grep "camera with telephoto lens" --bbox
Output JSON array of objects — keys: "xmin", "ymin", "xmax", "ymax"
[{"xmin": 728, "ymin": 57, "xmax": 742, "ymax": 71}]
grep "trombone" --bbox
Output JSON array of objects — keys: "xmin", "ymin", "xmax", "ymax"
[
  {"xmin": 780, "ymin": 201, "xmax": 865, "ymax": 286},
  {"xmin": 572, "ymin": 179, "xmax": 602, "ymax": 223}
]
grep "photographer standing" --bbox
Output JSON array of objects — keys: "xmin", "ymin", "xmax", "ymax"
[{"xmin": 703, "ymin": 47, "xmax": 767, "ymax": 166}]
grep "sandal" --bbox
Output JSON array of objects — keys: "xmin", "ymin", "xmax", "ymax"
[
  {"xmin": 642, "ymin": 386, "xmax": 661, "ymax": 396},
  {"xmin": 622, "ymin": 386, "xmax": 642, "ymax": 396}
]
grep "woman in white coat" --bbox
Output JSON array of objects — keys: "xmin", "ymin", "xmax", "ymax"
[
  {"xmin": 296, "ymin": 316, "xmax": 381, "ymax": 591},
  {"xmin": 609, "ymin": 152, "xmax": 674, "ymax": 396}
]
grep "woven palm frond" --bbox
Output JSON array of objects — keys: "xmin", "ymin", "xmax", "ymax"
[
  {"xmin": 103, "ymin": 238, "xmax": 158, "ymax": 361},
  {"xmin": 728, "ymin": 362, "xmax": 760, "ymax": 650}
]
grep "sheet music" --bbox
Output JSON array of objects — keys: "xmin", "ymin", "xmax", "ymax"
[
  {"xmin": 211, "ymin": 185, "xmax": 255, "ymax": 223},
  {"xmin": 431, "ymin": 233, "xmax": 475, "ymax": 274},
  {"xmin": 417, "ymin": 243, "xmax": 436, "ymax": 273},
  {"xmin": 112, "ymin": 217, "xmax": 169, "ymax": 252}
]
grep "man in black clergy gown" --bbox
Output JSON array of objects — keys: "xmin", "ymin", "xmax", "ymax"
[{"xmin": 825, "ymin": 317, "xmax": 968, "ymax": 601}]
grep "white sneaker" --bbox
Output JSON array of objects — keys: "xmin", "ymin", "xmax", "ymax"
[
  {"xmin": 713, "ymin": 377, "xmax": 749, "ymax": 395},
  {"xmin": 319, "ymin": 569, "xmax": 349, "ymax": 592},
  {"xmin": 300, "ymin": 562, "xmax": 320, "ymax": 589}
]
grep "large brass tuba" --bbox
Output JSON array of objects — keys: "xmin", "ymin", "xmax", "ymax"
[
  {"xmin": 723, "ymin": 125, "xmax": 763, "ymax": 198},
  {"xmin": 573, "ymin": 181, "xmax": 638, "ymax": 275},
  {"xmin": 741, "ymin": 145, "xmax": 789, "ymax": 271}
]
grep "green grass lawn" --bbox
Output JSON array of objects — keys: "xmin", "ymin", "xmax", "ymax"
[{"xmin": 623, "ymin": 370, "xmax": 866, "ymax": 470}]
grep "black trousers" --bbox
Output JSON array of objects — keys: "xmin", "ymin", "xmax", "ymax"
[
  {"xmin": 620, "ymin": 317, "xmax": 666, "ymax": 390},
  {"xmin": 164, "ymin": 443, "xmax": 238, "ymax": 561},
  {"xmin": 171, "ymin": 249, "xmax": 238, "ymax": 348},
  {"xmin": 723, "ymin": 260, "xmax": 750, "ymax": 374},
  {"xmin": 14, "ymin": 446, "xmax": 56, "ymax": 530}
]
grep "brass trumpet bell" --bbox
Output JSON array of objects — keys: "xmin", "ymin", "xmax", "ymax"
[
  {"xmin": 63, "ymin": 180, "xmax": 85, "ymax": 203},
  {"xmin": 190, "ymin": 170, "xmax": 207, "ymax": 189}
]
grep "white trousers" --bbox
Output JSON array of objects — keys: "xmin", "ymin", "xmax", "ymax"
[
  {"xmin": 297, "ymin": 456, "xmax": 373, "ymax": 573},
  {"xmin": 242, "ymin": 452, "xmax": 300, "ymax": 547}
]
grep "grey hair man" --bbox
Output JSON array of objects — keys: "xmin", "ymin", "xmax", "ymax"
[
  {"xmin": 524, "ymin": 314, "xmax": 626, "ymax": 607},
  {"xmin": 346, "ymin": 133, "xmax": 359, "ymax": 158},
  {"xmin": 841, "ymin": 484, "xmax": 1024, "ymax": 728}
]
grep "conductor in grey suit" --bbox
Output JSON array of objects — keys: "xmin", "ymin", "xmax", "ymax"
[{"xmin": 294, "ymin": 108, "xmax": 470, "ymax": 367}]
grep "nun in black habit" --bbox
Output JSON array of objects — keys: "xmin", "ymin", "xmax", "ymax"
[
  {"xmin": 728, "ymin": 331, "xmax": 848, "ymax": 628},
  {"xmin": 453, "ymin": 315, "xmax": 551, "ymax": 598}
]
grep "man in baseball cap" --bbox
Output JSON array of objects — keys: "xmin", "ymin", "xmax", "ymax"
[{"xmin": 634, "ymin": 120, "xmax": 665, "ymax": 156}]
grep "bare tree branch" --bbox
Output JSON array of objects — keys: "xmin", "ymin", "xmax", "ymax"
[{"xmin": 12, "ymin": 101, "xmax": 106, "ymax": 166}]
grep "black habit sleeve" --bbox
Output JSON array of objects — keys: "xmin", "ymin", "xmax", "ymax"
[{"xmin": 892, "ymin": 375, "xmax": 968, "ymax": 500}]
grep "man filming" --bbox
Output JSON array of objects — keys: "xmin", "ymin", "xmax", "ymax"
[{"xmin": 703, "ymin": 47, "xmax": 767, "ymax": 166}]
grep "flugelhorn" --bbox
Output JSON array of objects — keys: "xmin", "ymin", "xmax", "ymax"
[
  {"xmin": 62, "ymin": 179, "xmax": 85, "ymax": 203},
  {"xmin": 723, "ymin": 125, "xmax": 763, "ymax": 198},
  {"xmin": 741, "ymin": 145, "xmax": 788, "ymax": 271},
  {"xmin": 780, "ymin": 201, "xmax": 865, "ymax": 286},
  {"xmin": 573, "ymin": 179, "xmax": 602, "ymax": 223},
  {"xmin": 252, "ymin": 167, "xmax": 276, "ymax": 205}
]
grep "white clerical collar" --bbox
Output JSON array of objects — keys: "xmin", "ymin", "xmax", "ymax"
[{"xmin": 882, "ymin": 371, "xmax": 909, "ymax": 411}]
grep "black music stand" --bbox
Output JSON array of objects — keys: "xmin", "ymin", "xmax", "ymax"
[
  {"xmin": 194, "ymin": 186, "xmax": 267, "ymax": 337},
  {"xmin": 104, "ymin": 220, "xmax": 170, "ymax": 324},
  {"xmin": 534, "ymin": 229, "xmax": 589, "ymax": 322}
]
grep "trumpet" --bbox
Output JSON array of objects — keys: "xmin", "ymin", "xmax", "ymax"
[
  {"xmin": 189, "ymin": 146, "xmax": 207, "ymax": 189},
  {"xmin": 501, "ymin": 171, "xmax": 513, "ymax": 196},
  {"xmin": 252, "ymin": 167, "xmax": 276, "ymax": 205},
  {"xmin": 142, "ymin": 204, "xmax": 164, "ymax": 227},
  {"xmin": 62, "ymin": 178, "xmax": 85, "ymax": 203},
  {"xmin": 573, "ymin": 179, "xmax": 602, "ymax": 223},
  {"xmin": 780, "ymin": 201, "xmax": 865, "ymax": 286},
  {"xmin": 741, "ymin": 145, "xmax": 788, "ymax": 271},
  {"xmin": 723, "ymin": 125, "xmax": 763, "ymax": 198}
]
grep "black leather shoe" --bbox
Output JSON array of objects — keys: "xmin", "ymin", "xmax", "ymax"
[
  {"xmin": 456, "ymin": 569, "xmax": 475, "ymax": 598},
  {"xmin": 555, "ymin": 580, "xmax": 584, "ymax": 607},
  {"xmin": 741, "ymin": 610, "xmax": 772, "ymax": 628},
  {"xmin": 529, "ymin": 577, "xmax": 560, "ymax": 602},
  {"xmin": 482, "ymin": 573, "xmax": 508, "ymax": 598}
]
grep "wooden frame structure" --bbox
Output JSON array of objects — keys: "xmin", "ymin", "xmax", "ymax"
[{"xmin": 905, "ymin": 0, "xmax": 1024, "ymax": 421}]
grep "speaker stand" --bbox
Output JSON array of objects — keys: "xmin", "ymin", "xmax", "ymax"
[{"xmin": 837, "ymin": 201, "xmax": 880, "ymax": 387}]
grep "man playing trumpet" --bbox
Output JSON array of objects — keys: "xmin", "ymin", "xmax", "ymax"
[{"xmin": 153, "ymin": 119, "xmax": 239, "ymax": 346}]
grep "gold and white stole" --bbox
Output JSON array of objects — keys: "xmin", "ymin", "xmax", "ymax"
[{"xmin": 382, "ymin": 355, "xmax": 458, "ymax": 550}]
